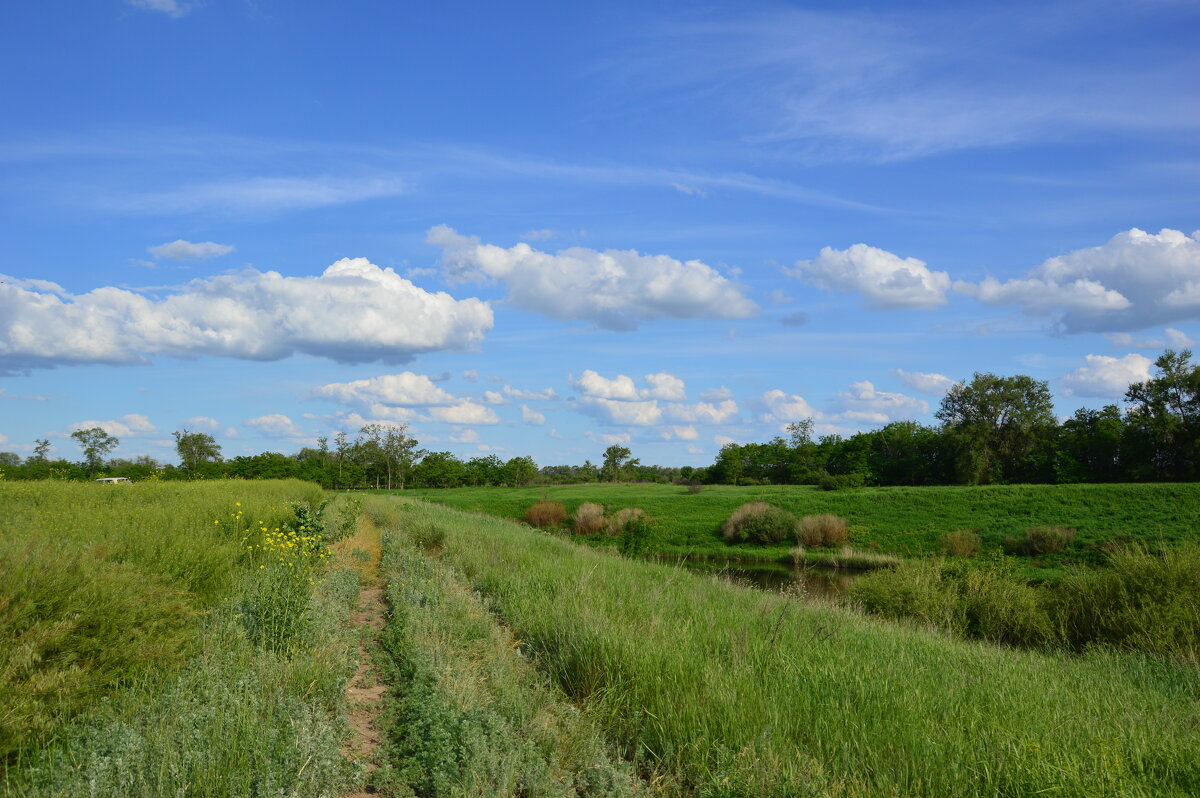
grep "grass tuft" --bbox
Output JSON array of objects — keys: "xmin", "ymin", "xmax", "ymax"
[
  {"xmin": 797, "ymin": 514, "xmax": 849, "ymax": 547},
  {"xmin": 524, "ymin": 500, "xmax": 568, "ymax": 528},
  {"xmin": 573, "ymin": 502, "xmax": 607, "ymax": 535}
]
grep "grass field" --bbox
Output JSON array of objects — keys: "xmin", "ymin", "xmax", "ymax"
[
  {"xmin": 370, "ymin": 496, "xmax": 1200, "ymax": 796},
  {"xmin": 401, "ymin": 482, "xmax": 1200, "ymax": 567},
  {"xmin": 0, "ymin": 480, "xmax": 361, "ymax": 796}
]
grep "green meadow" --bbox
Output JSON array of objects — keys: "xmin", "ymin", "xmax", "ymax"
[{"xmin": 402, "ymin": 481, "xmax": 1200, "ymax": 563}]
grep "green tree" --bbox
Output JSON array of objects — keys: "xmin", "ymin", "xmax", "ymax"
[
  {"xmin": 1124, "ymin": 349, "xmax": 1200, "ymax": 480},
  {"xmin": 71, "ymin": 427, "xmax": 119, "ymax": 473},
  {"xmin": 32, "ymin": 439, "xmax": 51, "ymax": 461},
  {"xmin": 173, "ymin": 429, "xmax": 222, "ymax": 473},
  {"xmin": 935, "ymin": 373, "xmax": 1056, "ymax": 484},
  {"xmin": 501, "ymin": 455, "xmax": 538, "ymax": 486},
  {"xmin": 601, "ymin": 445, "xmax": 633, "ymax": 482}
]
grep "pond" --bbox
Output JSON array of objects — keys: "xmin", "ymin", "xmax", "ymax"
[{"xmin": 654, "ymin": 557, "xmax": 868, "ymax": 600}]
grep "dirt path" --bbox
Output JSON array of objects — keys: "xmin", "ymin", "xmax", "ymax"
[{"xmin": 342, "ymin": 584, "xmax": 386, "ymax": 797}]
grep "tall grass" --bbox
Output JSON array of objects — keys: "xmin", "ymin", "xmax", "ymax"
[
  {"xmin": 373, "ymin": 517, "xmax": 642, "ymax": 796},
  {"xmin": 1, "ymin": 480, "xmax": 359, "ymax": 796},
  {"xmin": 381, "ymin": 497, "xmax": 1200, "ymax": 796}
]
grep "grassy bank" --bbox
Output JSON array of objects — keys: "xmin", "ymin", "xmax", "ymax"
[
  {"xmin": 1, "ymin": 480, "xmax": 362, "ymax": 796},
  {"xmin": 379, "ymin": 496, "xmax": 1200, "ymax": 796},
  {"xmin": 401, "ymin": 482, "xmax": 1200, "ymax": 566}
]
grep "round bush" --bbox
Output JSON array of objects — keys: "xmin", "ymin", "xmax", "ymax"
[
  {"xmin": 572, "ymin": 502, "xmax": 606, "ymax": 535},
  {"xmin": 722, "ymin": 502, "xmax": 796, "ymax": 545}
]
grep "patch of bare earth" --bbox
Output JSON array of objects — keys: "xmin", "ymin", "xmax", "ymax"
[{"xmin": 343, "ymin": 585, "xmax": 386, "ymax": 797}]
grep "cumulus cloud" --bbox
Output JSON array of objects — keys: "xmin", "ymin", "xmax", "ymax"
[
  {"xmin": 572, "ymin": 369, "xmax": 686, "ymax": 401},
  {"xmin": 71, "ymin": 413, "xmax": 155, "ymax": 438},
  {"xmin": 449, "ymin": 429, "xmax": 479, "ymax": 443},
  {"xmin": 504, "ymin": 384, "xmax": 558, "ymax": 401},
  {"xmin": 894, "ymin": 369, "xmax": 956, "ymax": 396},
  {"xmin": 483, "ymin": 390, "xmax": 509, "ymax": 405},
  {"xmin": 829, "ymin": 381, "xmax": 928, "ymax": 424},
  {"xmin": 663, "ymin": 425, "xmax": 699, "ymax": 440},
  {"xmin": 760, "ymin": 389, "xmax": 818, "ymax": 425},
  {"xmin": 789, "ymin": 244, "xmax": 950, "ymax": 309},
  {"xmin": 600, "ymin": 432, "xmax": 632, "ymax": 445},
  {"xmin": 0, "ymin": 258, "xmax": 492, "ymax": 373},
  {"xmin": 148, "ymin": 239, "xmax": 234, "ymax": 261},
  {"xmin": 312, "ymin": 372, "xmax": 456, "ymax": 407},
  {"xmin": 577, "ymin": 397, "xmax": 663, "ymax": 426},
  {"xmin": 1060, "ymin": 354, "xmax": 1153, "ymax": 398},
  {"xmin": 245, "ymin": 414, "xmax": 304, "ymax": 438},
  {"xmin": 181, "ymin": 416, "xmax": 221, "ymax": 431},
  {"xmin": 425, "ymin": 402, "xmax": 500, "ymax": 425},
  {"xmin": 665, "ymin": 400, "xmax": 739, "ymax": 424},
  {"xmin": 700, "ymin": 386, "xmax": 734, "ymax": 402},
  {"xmin": 521, "ymin": 405, "xmax": 546, "ymax": 425},
  {"xmin": 714, "ymin": 434, "xmax": 737, "ymax": 447},
  {"xmin": 956, "ymin": 228, "xmax": 1200, "ymax": 333},
  {"xmin": 462, "ymin": 370, "xmax": 479, "ymax": 382},
  {"xmin": 428, "ymin": 226, "xmax": 757, "ymax": 330}
]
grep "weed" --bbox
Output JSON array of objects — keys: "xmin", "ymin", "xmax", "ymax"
[
  {"xmin": 606, "ymin": 507, "xmax": 645, "ymax": 538},
  {"xmin": 797, "ymin": 514, "xmax": 849, "ymax": 547},
  {"xmin": 573, "ymin": 502, "xmax": 607, "ymax": 535},
  {"xmin": 524, "ymin": 500, "xmax": 568, "ymax": 528},
  {"xmin": 942, "ymin": 529, "xmax": 983, "ymax": 556},
  {"xmin": 1005, "ymin": 525, "xmax": 1077, "ymax": 556},
  {"xmin": 721, "ymin": 502, "xmax": 796, "ymax": 544}
]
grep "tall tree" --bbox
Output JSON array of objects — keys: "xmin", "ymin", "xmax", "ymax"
[
  {"xmin": 173, "ymin": 429, "xmax": 222, "ymax": 473},
  {"xmin": 71, "ymin": 427, "xmax": 119, "ymax": 473},
  {"xmin": 601, "ymin": 445, "xmax": 635, "ymax": 482},
  {"xmin": 935, "ymin": 373, "xmax": 1056, "ymax": 484},
  {"xmin": 1124, "ymin": 349, "xmax": 1200, "ymax": 479}
]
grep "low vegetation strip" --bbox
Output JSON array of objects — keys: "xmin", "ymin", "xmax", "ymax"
[
  {"xmin": 1, "ymin": 481, "xmax": 361, "ymax": 796},
  {"xmin": 371, "ymin": 502, "xmax": 643, "ymax": 797},
  {"xmin": 402, "ymin": 482, "xmax": 1200, "ymax": 561},
  {"xmin": 383, "ymin": 496, "xmax": 1200, "ymax": 797}
]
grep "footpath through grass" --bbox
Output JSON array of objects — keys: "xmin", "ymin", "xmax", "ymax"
[
  {"xmin": 380, "ymin": 496, "xmax": 1200, "ymax": 796},
  {"xmin": 1, "ymin": 480, "xmax": 363, "ymax": 796},
  {"xmin": 402, "ymin": 482, "xmax": 1200, "ymax": 564}
]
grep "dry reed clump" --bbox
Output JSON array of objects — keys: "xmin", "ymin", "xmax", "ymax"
[
  {"xmin": 524, "ymin": 501, "xmax": 567, "ymax": 528},
  {"xmin": 941, "ymin": 530, "xmax": 982, "ymax": 557},
  {"xmin": 606, "ymin": 507, "xmax": 645, "ymax": 537},
  {"xmin": 797, "ymin": 514, "xmax": 849, "ymax": 547},
  {"xmin": 1005, "ymin": 525, "xmax": 1076, "ymax": 556},
  {"xmin": 572, "ymin": 503, "xmax": 606, "ymax": 535},
  {"xmin": 721, "ymin": 502, "xmax": 796, "ymax": 544}
]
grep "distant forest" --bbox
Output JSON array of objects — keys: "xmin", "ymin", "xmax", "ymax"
[{"xmin": 3, "ymin": 350, "xmax": 1197, "ymax": 488}]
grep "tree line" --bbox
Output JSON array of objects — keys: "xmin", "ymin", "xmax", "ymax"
[{"xmin": 1, "ymin": 349, "xmax": 1195, "ymax": 488}]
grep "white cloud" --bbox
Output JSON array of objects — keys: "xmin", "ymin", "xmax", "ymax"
[
  {"xmin": 760, "ymin": 389, "xmax": 818, "ymax": 424},
  {"xmin": 572, "ymin": 369, "xmax": 687, "ymax": 400},
  {"xmin": 111, "ymin": 175, "xmax": 407, "ymax": 215},
  {"xmin": 671, "ymin": 182, "xmax": 708, "ymax": 198},
  {"xmin": 521, "ymin": 404, "xmax": 546, "ymax": 425},
  {"xmin": 665, "ymin": 425, "xmax": 699, "ymax": 440},
  {"xmin": 148, "ymin": 239, "xmax": 234, "ymax": 261},
  {"xmin": 523, "ymin": 229, "xmax": 558, "ymax": 240},
  {"xmin": 700, "ymin": 386, "xmax": 734, "ymax": 402},
  {"xmin": 0, "ymin": 258, "xmax": 492, "ymax": 372},
  {"xmin": 665, "ymin": 400, "xmax": 739, "ymax": 424},
  {"xmin": 894, "ymin": 369, "xmax": 956, "ymax": 396},
  {"xmin": 126, "ymin": 0, "xmax": 192, "ymax": 17},
  {"xmin": 425, "ymin": 402, "xmax": 500, "ymax": 425},
  {"xmin": 572, "ymin": 370, "xmax": 640, "ymax": 400},
  {"xmin": 71, "ymin": 413, "xmax": 155, "ymax": 438},
  {"xmin": 769, "ymin": 289, "xmax": 793, "ymax": 305},
  {"xmin": 600, "ymin": 432, "xmax": 632, "ymax": 445},
  {"xmin": 245, "ymin": 414, "xmax": 304, "ymax": 438},
  {"xmin": 449, "ymin": 429, "xmax": 479, "ymax": 443},
  {"xmin": 428, "ymin": 226, "xmax": 758, "ymax": 330},
  {"xmin": 364, "ymin": 404, "xmax": 417, "ymax": 422},
  {"xmin": 462, "ymin": 370, "xmax": 479, "ymax": 382},
  {"xmin": 0, "ymin": 433, "xmax": 7, "ymax": 445},
  {"xmin": 548, "ymin": 428, "xmax": 565, "ymax": 439},
  {"xmin": 828, "ymin": 381, "xmax": 928, "ymax": 425},
  {"xmin": 504, "ymin": 384, "xmax": 558, "ymax": 401},
  {"xmin": 483, "ymin": 390, "xmax": 509, "ymax": 405},
  {"xmin": 312, "ymin": 372, "xmax": 456, "ymax": 406},
  {"xmin": 1059, "ymin": 354, "xmax": 1153, "ymax": 398},
  {"xmin": 577, "ymin": 397, "xmax": 663, "ymax": 426},
  {"xmin": 1106, "ymin": 328, "xmax": 1196, "ymax": 350},
  {"xmin": 181, "ymin": 416, "xmax": 221, "ymax": 431},
  {"xmin": 955, "ymin": 229, "xmax": 1200, "ymax": 333},
  {"xmin": 714, "ymin": 434, "xmax": 737, "ymax": 447},
  {"xmin": 789, "ymin": 243, "xmax": 951, "ymax": 309}
]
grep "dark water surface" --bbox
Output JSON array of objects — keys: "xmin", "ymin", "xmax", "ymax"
[{"xmin": 655, "ymin": 557, "xmax": 866, "ymax": 600}]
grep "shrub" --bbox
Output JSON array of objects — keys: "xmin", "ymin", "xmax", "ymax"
[
  {"xmin": 817, "ymin": 472, "xmax": 867, "ymax": 491},
  {"xmin": 524, "ymin": 501, "xmax": 567, "ymax": 528},
  {"xmin": 1004, "ymin": 525, "xmax": 1076, "ymax": 556},
  {"xmin": 618, "ymin": 517, "xmax": 651, "ymax": 556},
  {"xmin": 789, "ymin": 545, "xmax": 807, "ymax": 565},
  {"xmin": 606, "ymin": 508, "xmax": 645, "ymax": 538},
  {"xmin": 721, "ymin": 502, "xmax": 796, "ymax": 544},
  {"xmin": 797, "ymin": 514, "xmax": 849, "ymax": 547},
  {"xmin": 572, "ymin": 503, "xmax": 606, "ymax": 536},
  {"xmin": 941, "ymin": 530, "xmax": 982, "ymax": 557}
]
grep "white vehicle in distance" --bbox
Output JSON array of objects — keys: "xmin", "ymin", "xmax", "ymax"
[{"xmin": 94, "ymin": 477, "xmax": 132, "ymax": 484}]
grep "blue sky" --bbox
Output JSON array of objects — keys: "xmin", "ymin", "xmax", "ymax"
[{"xmin": 1, "ymin": 0, "xmax": 1198, "ymax": 466}]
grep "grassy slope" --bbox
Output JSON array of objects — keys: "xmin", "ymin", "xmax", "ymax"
[
  {"xmin": 384, "ymin": 497, "xmax": 1200, "ymax": 797},
  {"xmin": 402, "ymin": 482, "xmax": 1200, "ymax": 562}
]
